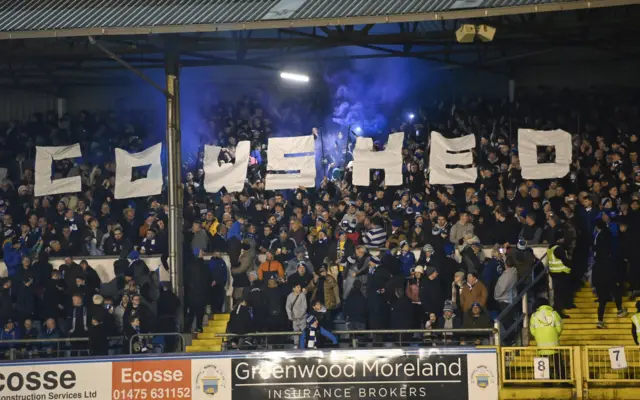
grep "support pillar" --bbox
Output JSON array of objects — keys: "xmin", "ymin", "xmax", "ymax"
[
  {"xmin": 56, "ymin": 98, "xmax": 67, "ymax": 119},
  {"xmin": 509, "ymin": 79, "xmax": 515, "ymax": 103},
  {"xmin": 165, "ymin": 51, "xmax": 184, "ymax": 331}
]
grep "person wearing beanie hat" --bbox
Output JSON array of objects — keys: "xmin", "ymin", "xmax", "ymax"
[
  {"xmin": 436, "ymin": 300, "xmax": 461, "ymax": 344},
  {"xmin": 462, "ymin": 301, "xmax": 491, "ymax": 345},
  {"xmin": 386, "ymin": 219, "xmax": 407, "ymax": 251},
  {"xmin": 299, "ymin": 314, "xmax": 337, "ymax": 349}
]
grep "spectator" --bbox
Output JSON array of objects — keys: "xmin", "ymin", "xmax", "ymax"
[
  {"xmin": 308, "ymin": 266, "xmax": 341, "ymax": 321},
  {"xmin": 344, "ymin": 280, "xmax": 367, "ymax": 330},
  {"xmin": 114, "ymin": 294, "xmax": 129, "ymax": 333},
  {"xmin": 451, "ymin": 271, "xmax": 466, "ymax": 310},
  {"xmin": 450, "ymin": 211, "xmax": 474, "ymax": 245},
  {"xmin": 208, "ymin": 249, "xmax": 228, "ymax": 313},
  {"xmin": 286, "ymin": 283, "xmax": 308, "ymax": 345},
  {"xmin": 460, "ymin": 272, "xmax": 488, "ymax": 313},
  {"xmin": 231, "ymin": 242, "xmax": 254, "ymax": 303},
  {"xmin": 39, "ymin": 318, "xmax": 61, "ymax": 357},
  {"xmin": 67, "ymin": 294, "xmax": 89, "ymax": 355},
  {"xmin": 258, "ymin": 251, "xmax": 284, "ymax": 281},
  {"xmin": 436, "ymin": 301, "xmax": 461, "ymax": 344},
  {"xmin": 185, "ymin": 249, "xmax": 212, "ymax": 333},
  {"xmin": 286, "ymin": 247, "xmax": 313, "ymax": 276},
  {"xmin": 287, "ymin": 262, "xmax": 313, "ymax": 290},
  {"xmin": 226, "ymin": 299, "xmax": 254, "ymax": 349},
  {"xmin": 299, "ymin": 315, "xmax": 337, "ymax": 349},
  {"xmin": 462, "ymin": 303, "xmax": 492, "ymax": 345},
  {"xmin": 88, "ymin": 316, "xmax": 109, "ymax": 356},
  {"xmin": 362, "ymin": 218, "xmax": 387, "ymax": 247},
  {"xmin": 389, "ymin": 287, "xmax": 414, "ymax": 335}
]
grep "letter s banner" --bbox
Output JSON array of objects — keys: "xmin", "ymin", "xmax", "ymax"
[{"xmin": 0, "ymin": 362, "xmax": 111, "ymax": 398}]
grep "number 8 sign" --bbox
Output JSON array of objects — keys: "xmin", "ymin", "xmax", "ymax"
[{"xmin": 533, "ymin": 357, "xmax": 550, "ymax": 379}]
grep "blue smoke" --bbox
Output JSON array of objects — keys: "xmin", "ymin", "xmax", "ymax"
[{"xmin": 325, "ymin": 57, "xmax": 427, "ymax": 136}]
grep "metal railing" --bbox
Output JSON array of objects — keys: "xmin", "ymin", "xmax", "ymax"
[
  {"xmin": 583, "ymin": 346, "xmax": 640, "ymax": 382},
  {"xmin": 128, "ymin": 332, "xmax": 186, "ymax": 354},
  {"xmin": 496, "ymin": 253, "xmax": 548, "ymax": 346},
  {"xmin": 214, "ymin": 328, "xmax": 499, "ymax": 350},
  {"xmin": 0, "ymin": 337, "xmax": 124, "ymax": 360},
  {"xmin": 501, "ymin": 346, "xmax": 575, "ymax": 384}
]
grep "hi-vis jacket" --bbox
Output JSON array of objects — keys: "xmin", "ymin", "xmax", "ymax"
[
  {"xmin": 547, "ymin": 245, "xmax": 571, "ymax": 274},
  {"xmin": 530, "ymin": 305, "xmax": 563, "ymax": 355}
]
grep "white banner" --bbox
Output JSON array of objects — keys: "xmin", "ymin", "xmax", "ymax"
[
  {"xmin": 34, "ymin": 144, "xmax": 82, "ymax": 197},
  {"xmin": 0, "ymin": 361, "xmax": 111, "ymax": 399},
  {"xmin": 0, "ymin": 348, "xmax": 498, "ymax": 400},
  {"xmin": 518, "ymin": 129, "xmax": 572, "ymax": 179},
  {"xmin": 352, "ymin": 132, "xmax": 404, "ymax": 186},
  {"xmin": 204, "ymin": 141, "xmax": 250, "ymax": 193},
  {"xmin": 265, "ymin": 135, "xmax": 316, "ymax": 190},
  {"xmin": 429, "ymin": 131, "xmax": 477, "ymax": 185},
  {"xmin": 114, "ymin": 143, "xmax": 163, "ymax": 200}
]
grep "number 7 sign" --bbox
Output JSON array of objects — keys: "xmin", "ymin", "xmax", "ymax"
[{"xmin": 608, "ymin": 347, "xmax": 628, "ymax": 370}]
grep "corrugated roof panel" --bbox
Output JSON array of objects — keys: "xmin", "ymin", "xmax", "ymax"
[{"xmin": 0, "ymin": 0, "xmax": 608, "ymax": 34}]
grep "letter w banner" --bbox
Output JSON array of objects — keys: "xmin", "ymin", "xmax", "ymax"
[{"xmin": 0, "ymin": 349, "xmax": 497, "ymax": 400}]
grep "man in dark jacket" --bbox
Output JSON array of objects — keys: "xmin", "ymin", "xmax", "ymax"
[
  {"xmin": 185, "ymin": 248, "xmax": 212, "ymax": 333},
  {"xmin": 67, "ymin": 294, "xmax": 89, "ymax": 355},
  {"xmin": 344, "ymin": 280, "xmax": 367, "ymax": 330},
  {"xmin": 462, "ymin": 302, "xmax": 492, "ymax": 345},
  {"xmin": 79, "ymin": 260, "xmax": 101, "ymax": 295},
  {"xmin": 287, "ymin": 263, "xmax": 313, "ymax": 291},
  {"xmin": 0, "ymin": 278, "xmax": 14, "ymax": 327},
  {"xmin": 208, "ymin": 250, "xmax": 228, "ymax": 313},
  {"xmin": 88, "ymin": 316, "xmax": 109, "ymax": 356},
  {"xmin": 389, "ymin": 287, "xmax": 414, "ymax": 341},
  {"xmin": 227, "ymin": 299, "xmax": 254, "ymax": 349},
  {"xmin": 60, "ymin": 257, "xmax": 83, "ymax": 296},
  {"xmin": 420, "ymin": 266, "xmax": 444, "ymax": 317},
  {"xmin": 592, "ymin": 219, "xmax": 627, "ymax": 328}
]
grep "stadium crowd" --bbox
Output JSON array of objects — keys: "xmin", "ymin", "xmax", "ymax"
[{"xmin": 0, "ymin": 87, "xmax": 640, "ymax": 354}]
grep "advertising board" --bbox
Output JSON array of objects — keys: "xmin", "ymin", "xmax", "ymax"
[{"xmin": 0, "ymin": 348, "xmax": 497, "ymax": 400}]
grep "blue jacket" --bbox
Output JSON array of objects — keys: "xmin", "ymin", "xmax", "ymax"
[
  {"xmin": 2, "ymin": 242, "xmax": 27, "ymax": 277},
  {"xmin": 208, "ymin": 257, "xmax": 228, "ymax": 286},
  {"xmin": 228, "ymin": 221, "xmax": 244, "ymax": 242},
  {"xmin": 398, "ymin": 251, "xmax": 416, "ymax": 278},
  {"xmin": 0, "ymin": 328, "xmax": 21, "ymax": 349}
]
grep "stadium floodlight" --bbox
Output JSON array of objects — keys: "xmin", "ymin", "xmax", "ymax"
[
  {"xmin": 409, "ymin": 113, "xmax": 415, "ymax": 120},
  {"xmin": 355, "ymin": 127, "xmax": 363, "ymax": 134},
  {"xmin": 280, "ymin": 71, "xmax": 310, "ymax": 83}
]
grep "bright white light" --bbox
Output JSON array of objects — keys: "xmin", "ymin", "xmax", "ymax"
[
  {"xmin": 355, "ymin": 127, "xmax": 362, "ymax": 134},
  {"xmin": 280, "ymin": 72, "xmax": 310, "ymax": 83},
  {"xmin": 409, "ymin": 113, "xmax": 415, "ymax": 120}
]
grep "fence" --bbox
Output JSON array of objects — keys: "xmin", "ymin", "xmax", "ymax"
[
  {"xmin": 499, "ymin": 345, "xmax": 640, "ymax": 400},
  {"xmin": 583, "ymin": 346, "xmax": 640, "ymax": 382},
  {"xmin": 501, "ymin": 346, "xmax": 575, "ymax": 383},
  {"xmin": 213, "ymin": 328, "xmax": 500, "ymax": 350},
  {"xmin": 495, "ymin": 253, "xmax": 549, "ymax": 346},
  {"xmin": 0, "ymin": 332, "xmax": 186, "ymax": 361}
]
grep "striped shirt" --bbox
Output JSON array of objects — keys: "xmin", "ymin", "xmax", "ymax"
[{"xmin": 362, "ymin": 227, "xmax": 387, "ymax": 247}]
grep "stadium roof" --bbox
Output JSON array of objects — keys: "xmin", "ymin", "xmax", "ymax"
[{"xmin": 0, "ymin": 0, "xmax": 635, "ymax": 40}]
